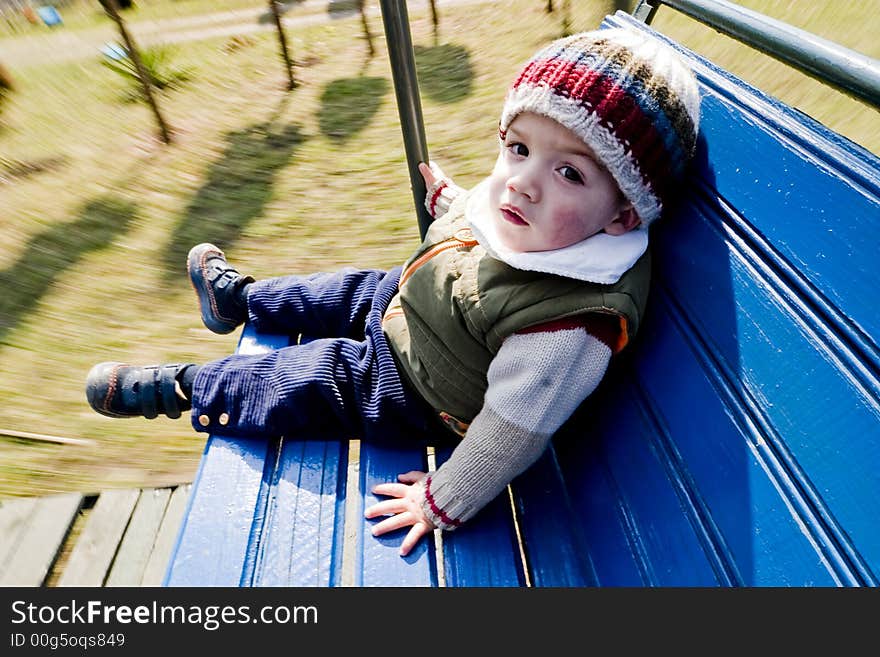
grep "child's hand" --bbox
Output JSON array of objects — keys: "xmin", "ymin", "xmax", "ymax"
[
  {"xmin": 417, "ymin": 161, "xmax": 462, "ymax": 219},
  {"xmin": 364, "ymin": 470, "xmax": 435, "ymax": 557}
]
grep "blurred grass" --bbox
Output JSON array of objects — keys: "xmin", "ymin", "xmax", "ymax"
[{"xmin": 0, "ymin": 0, "xmax": 877, "ymax": 499}]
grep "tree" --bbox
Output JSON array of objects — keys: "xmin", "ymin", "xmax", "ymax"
[
  {"xmin": 268, "ymin": 0, "xmax": 296, "ymax": 90},
  {"xmin": 100, "ymin": 0, "xmax": 172, "ymax": 144},
  {"xmin": 359, "ymin": 1, "xmax": 375, "ymax": 58},
  {"xmin": 428, "ymin": 0, "xmax": 439, "ymax": 42}
]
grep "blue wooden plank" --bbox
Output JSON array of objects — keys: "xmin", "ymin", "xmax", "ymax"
[
  {"xmin": 632, "ymin": 297, "xmax": 843, "ymax": 586},
  {"xmin": 511, "ymin": 448, "xmax": 598, "ymax": 587},
  {"xmin": 250, "ymin": 438, "xmax": 348, "ymax": 586},
  {"xmin": 163, "ymin": 434, "xmax": 276, "ymax": 586},
  {"xmin": 694, "ymin": 93, "xmax": 880, "ymax": 356},
  {"xmin": 518, "ymin": 405, "xmax": 662, "ymax": 586},
  {"xmin": 578, "ymin": 384, "xmax": 724, "ymax": 586},
  {"xmin": 357, "ymin": 441, "xmax": 437, "ymax": 586},
  {"xmin": 434, "ymin": 446, "xmax": 525, "ymax": 587},
  {"xmin": 713, "ymin": 258, "xmax": 878, "ymax": 581},
  {"xmin": 164, "ymin": 325, "xmax": 291, "ymax": 586},
  {"xmin": 515, "ymin": 380, "xmax": 717, "ymax": 587},
  {"xmin": 549, "ymin": 429, "xmax": 648, "ymax": 587},
  {"xmin": 651, "ymin": 191, "xmax": 878, "ymax": 584}
]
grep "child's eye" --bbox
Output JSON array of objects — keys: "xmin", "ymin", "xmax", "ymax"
[
  {"xmin": 508, "ymin": 142, "xmax": 529, "ymax": 157},
  {"xmin": 558, "ymin": 166, "xmax": 583, "ymax": 184}
]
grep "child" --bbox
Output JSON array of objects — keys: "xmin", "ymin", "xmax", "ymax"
[{"xmin": 86, "ymin": 28, "xmax": 701, "ymax": 557}]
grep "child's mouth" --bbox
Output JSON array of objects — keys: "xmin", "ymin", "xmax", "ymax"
[{"xmin": 500, "ymin": 206, "xmax": 528, "ymax": 226}]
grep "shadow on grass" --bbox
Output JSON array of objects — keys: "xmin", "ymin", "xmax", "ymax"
[
  {"xmin": 318, "ymin": 76, "xmax": 388, "ymax": 142},
  {"xmin": 414, "ymin": 43, "xmax": 473, "ymax": 104},
  {"xmin": 161, "ymin": 120, "xmax": 307, "ymax": 283},
  {"xmin": 0, "ymin": 196, "xmax": 137, "ymax": 344}
]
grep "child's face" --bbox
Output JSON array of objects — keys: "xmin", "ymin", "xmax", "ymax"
[{"xmin": 487, "ymin": 112, "xmax": 637, "ymax": 253}]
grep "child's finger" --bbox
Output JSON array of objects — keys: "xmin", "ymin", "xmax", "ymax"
[
  {"xmin": 418, "ymin": 162, "xmax": 435, "ymax": 185},
  {"xmin": 370, "ymin": 511, "xmax": 417, "ymax": 536},
  {"xmin": 399, "ymin": 523, "xmax": 431, "ymax": 556},
  {"xmin": 371, "ymin": 482, "xmax": 408, "ymax": 498},
  {"xmin": 397, "ymin": 470, "xmax": 426, "ymax": 484},
  {"xmin": 364, "ymin": 497, "xmax": 406, "ymax": 518}
]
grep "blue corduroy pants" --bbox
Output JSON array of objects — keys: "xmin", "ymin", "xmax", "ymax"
[{"xmin": 190, "ymin": 266, "xmax": 436, "ymax": 443}]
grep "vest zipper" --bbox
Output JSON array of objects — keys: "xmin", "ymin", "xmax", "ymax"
[
  {"xmin": 384, "ymin": 230, "xmax": 478, "ymax": 325},
  {"xmin": 398, "ymin": 233, "xmax": 478, "ymax": 288}
]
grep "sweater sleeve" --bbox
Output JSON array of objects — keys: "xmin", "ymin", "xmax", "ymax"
[
  {"xmin": 424, "ymin": 161, "xmax": 464, "ymax": 219},
  {"xmin": 419, "ymin": 324, "xmax": 612, "ymax": 530}
]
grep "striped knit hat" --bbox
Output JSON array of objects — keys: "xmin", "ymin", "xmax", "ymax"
[{"xmin": 499, "ymin": 28, "xmax": 701, "ymax": 226}]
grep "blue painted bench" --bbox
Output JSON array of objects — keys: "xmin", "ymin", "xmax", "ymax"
[{"xmin": 164, "ymin": 7, "xmax": 880, "ymax": 586}]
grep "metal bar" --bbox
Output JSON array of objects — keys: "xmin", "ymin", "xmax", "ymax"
[
  {"xmin": 632, "ymin": 0, "xmax": 880, "ymax": 108},
  {"xmin": 632, "ymin": 0, "xmax": 660, "ymax": 24},
  {"xmin": 379, "ymin": 0, "xmax": 433, "ymax": 239}
]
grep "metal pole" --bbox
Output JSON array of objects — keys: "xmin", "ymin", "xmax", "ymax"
[
  {"xmin": 379, "ymin": 0, "xmax": 433, "ymax": 239},
  {"xmin": 633, "ymin": 0, "xmax": 880, "ymax": 108},
  {"xmin": 632, "ymin": 0, "xmax": 660, "ymax": 23}
]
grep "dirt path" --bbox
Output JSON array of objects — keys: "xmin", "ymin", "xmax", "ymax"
[{"xmin": 1, "ymin": 0, "xmax": 490, "ymax": 70}]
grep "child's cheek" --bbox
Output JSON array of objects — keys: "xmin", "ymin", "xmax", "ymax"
[
  {"xmin": 487, "ymin": 169, "xmax": 507, "ymax": 206},
  {"xmin": 551, "ymin": 207, "xmax": 594, "ymax": 246}
]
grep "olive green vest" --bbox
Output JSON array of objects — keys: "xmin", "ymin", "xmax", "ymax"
[{"xmin": 383, "ymin": 191, "xmax": 651, "ymax": 423}]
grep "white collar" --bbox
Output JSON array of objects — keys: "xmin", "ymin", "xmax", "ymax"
[{"xmin": 465, "ymin": 179, "xmax": 648, "ymax": 285}]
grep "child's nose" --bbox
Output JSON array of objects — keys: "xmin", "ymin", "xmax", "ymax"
[{"xmin": 506, "ymin": 168, "xmax": 540, "ymax": 202}]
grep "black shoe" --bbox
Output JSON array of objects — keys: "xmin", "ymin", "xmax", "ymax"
[
  {"xmin": 86, "ymin": 362, "xmax": 196, "ymax": 420},
  {"xmin": 187, "ymin": 243, "xmax": 254, "ymax": 334}
]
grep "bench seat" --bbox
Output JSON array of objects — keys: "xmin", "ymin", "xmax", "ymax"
[{"xmin": 164, "ymin": 11, "xmax": 880, "ymax": 587}]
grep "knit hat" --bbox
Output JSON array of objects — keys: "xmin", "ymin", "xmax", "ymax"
[{"xmin": 499, "ymin": 28, "xmax": 701, "ymax": 226}]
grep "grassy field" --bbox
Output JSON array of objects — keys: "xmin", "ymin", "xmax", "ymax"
[{"xmin": 0, "ymin": 0, "xmax": 877, "ymax": 500}]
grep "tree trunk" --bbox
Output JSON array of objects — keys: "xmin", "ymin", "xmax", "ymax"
[
  {"xmin": 360, "ymin": 0, "xmax": 375, "ymax": 58},
  {"xmin": 101, "ymin": 0, "xmax": 172, "ymax": 144},
  {"xmin": 269, "ymin": 0, "xmax": 296, "ymax": 90},
  {"xmin": 428, "ymin": 0, "xmax": 439, "ymax": 42},
  {"xmin": 0, "ymin": 62, "xmax": 13, "ymax": 92}
]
